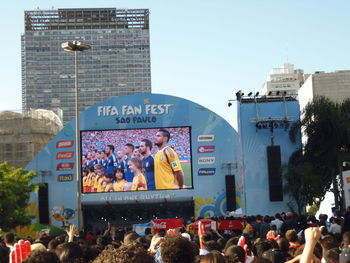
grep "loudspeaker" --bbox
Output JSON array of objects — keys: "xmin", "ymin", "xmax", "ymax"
[
  {"xmin": 38, "ymin": 183, "xmax": 49, "ymax": 224},
  {"xmin": 225, "ymin": 175, "xmax": 236, "ymax": 211},
  {"xmin": 267, "ymin": 145, "xmax": 283, "ymax": 201}
]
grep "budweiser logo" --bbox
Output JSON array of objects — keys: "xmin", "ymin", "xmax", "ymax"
[
  {"xmin": 56, "ymin": 162, "xmax": 74, "ymax": 171},
  {"xmin": 56, "ymin": 151, "xmax": 74, "ymax": 159},
  {"xmin": 56, "ymin": 140, "xmax": 74, "ymax": 148}
]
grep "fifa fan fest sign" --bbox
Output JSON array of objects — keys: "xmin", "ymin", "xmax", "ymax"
[{"xmin": 26, "ymin": 93, "xmax": 241, "ymax": 227}]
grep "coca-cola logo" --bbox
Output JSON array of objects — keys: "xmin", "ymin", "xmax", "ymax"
[
  {"xmin": 56, "ymin": 151, "xmax": 74, "ymax": 159},
  {"xmin": 56, "ymin": 140, "xmax": 74, "ymax": 148},
  {"xmin": 153, "ymin": 222, "xmax": 167, "ymax": 229},
  {"xmin": 56, "ymin": 162, "xmax": 74, "ymax": 171}
]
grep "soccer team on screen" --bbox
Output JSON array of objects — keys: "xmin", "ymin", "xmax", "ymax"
[{"xmin": 81, "ymin": 129, "xmax": 185, "ymax": 192}]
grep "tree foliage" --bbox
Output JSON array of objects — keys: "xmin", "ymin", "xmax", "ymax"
[
  {"xmin": 0, "ymin": 162, "xmax": 37, "ymax": 231},
  {"xmin": 287, "ymin": 96, "xmax": 350, "ymax": 211}
]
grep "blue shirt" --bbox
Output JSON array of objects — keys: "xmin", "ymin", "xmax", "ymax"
[
  {"xmin": 142, "ymin": 155, "xmax": 155, "ymax": 190},
  {"xmin": 107, "ymin": 154, "xmax": 116, "ymax": 167},
  {"xmin": 124, "ymin": 157, "xmax": 135, "ymax": 182},
  {"xmin": 115, "ymin": 160, "xmax": 125, "ymax": 170},
  {"xmin": 101, "ymin": 159, "xmax": 108, "ymax": 168}
]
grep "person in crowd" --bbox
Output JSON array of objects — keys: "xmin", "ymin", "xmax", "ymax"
[
  {"xmin": 4, "ymin": 233, "xmax": 15, "ymax": 251},
  {"xmin": 200, "ymin": 251, "xmax": 226, "ymax": 263},
  {"xmin": 281, "ymin": 213, "xmax": 297, "ymax": 235},
  {"xmin": 140, "ymin": 138, "xmax": 156, "ymax": 191},
  {"xmin": 154, "ymin": 129, "xmax": 184, "ymax": 190},
  {"xmin": 329, "ymin": 217, "xmax": 342, "ymax": 236},
  {"xmin": 160, "ymin": 234, "xmax": 198, "ymax": 263},
  {"xmin": 271, "ymin": 213, "xmax": 284, "ymax": 234},
  {"xmin": 23, "ymin": 250, "xmax": 60, "ymax": 263},
  {"xmin": 285, "ymin": 230, "xmax": 300, "ymax": 256},
  {"xmin": 129, "ymin": 157, "xmax": 148, "ymax": 191},
  {"xmin": 260, "ymin": 216, "xmax": 272, "ymax": 239}
]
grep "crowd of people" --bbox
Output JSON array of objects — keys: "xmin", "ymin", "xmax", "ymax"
[
  {"xmin": 81, "ymin": 129, "xmax": 188, "ymax": 192},
  {"xmin": 2, "ymin": 209, "xmax": 350, "ymax": 263}
]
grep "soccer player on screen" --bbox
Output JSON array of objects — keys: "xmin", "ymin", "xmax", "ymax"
[
  {"xmin": 105, "ymin": 145, "xmax": 116, "ymax": 167},
  {"xmin": 154, "ymin": 129, "xmax": 184, "ymax": 190},
  {"xmin": 140, "ymin": 139, "xmax": 155, "ymax": 190},
  {"xmin": 115, "ymin": 150, "xmax": 125, "ymax": 170},
  {"xmin": 100, "ymin": 150, "xmax": 108, "ymax": 168},
  {"xmin": 124, "ymin": 143, "xmax": 135, "ymax": 182}
]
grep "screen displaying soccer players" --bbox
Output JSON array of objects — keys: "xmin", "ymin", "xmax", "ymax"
[{"xmin": 81, "ymin": 127, "xmax": 192, "ymax": 193}]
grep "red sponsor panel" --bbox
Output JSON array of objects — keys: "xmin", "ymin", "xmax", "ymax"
[
  {"xmin": 217, "ymin": 220, "xmax": 244, "ymax": 230},
  {"xmin": 56, "ymin": 140, "xmax": 74, "ymax": 148},
  {"xmin": 197, "ymin": 145, "xmax": 215, "ymax": 154},
  {"xmin": 56, "ymin": 162, "xmax": 74, "ymax": 171},
  {"xmin": 189, "ymin": 219, "xmax": 214, "ymax": 231},
  {"xmin": 56, "ymin": 151, "xmax": 74, "ymax": 159},
  {"xmin": 152, "ymin": 218, "xmax": 184, "ymax": 232}
]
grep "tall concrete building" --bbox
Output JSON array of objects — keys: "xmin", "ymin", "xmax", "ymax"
[
  {"xmin": 22, "ymin": 8, "xmax": 151, "ymax": 124},
  {"xmin": 298, "ymin": 70, "xmax": 350, "ymax": 110},
  {"xmin": 262, "ymin": 63, "xmax": 304, "ymax": 96}
]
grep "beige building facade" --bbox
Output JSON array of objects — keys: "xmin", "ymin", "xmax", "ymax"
[
  {"xmin": 298, "ymin": 70, "xmax": 350, "ymax": 110},
  {"xmin": 0, "ymin": 109, "xmax": 62, "ymax": 168}
]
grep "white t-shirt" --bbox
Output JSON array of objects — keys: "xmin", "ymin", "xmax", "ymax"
[
  {"xmin": 270, "ymin": 218, "xmax": 284, "ymax": 231},
  {"xmin": 329, "ymin": 223, "xmax": 341, "ymax": 234}
]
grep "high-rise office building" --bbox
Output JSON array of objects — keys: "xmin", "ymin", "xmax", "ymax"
[{"xmin": 22, "ymin": 8, "xmax": 151, "ymax": 124}]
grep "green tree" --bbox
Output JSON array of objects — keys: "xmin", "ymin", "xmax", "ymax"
[
  {"xmin": 0, "ymin": 162, "xmax": 37, "ymax": 231},
  {"xmin": 288, "ymin": 96, "xmax": 350, "ymax": 211}
]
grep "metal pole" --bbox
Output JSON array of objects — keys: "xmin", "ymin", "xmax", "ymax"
[{"xmin": 75, "ymin": 51, "xmax": 83, "ymax": 230}]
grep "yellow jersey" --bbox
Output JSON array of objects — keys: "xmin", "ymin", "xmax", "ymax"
[
  {"xmin": 154, "ymin": 146, "xmax": 182, "ymax": 190},
  {"xmin": 95, "ymin": 176, "xmax": 105, "ymax": 192},
  {"xmin": 131, "ymin": 173, "xmax": 147, "ymax": 191},
  {"xmin": 114, "ymin": 179, "xmax": 127, "ymax": 192},
  {"xmin": 104, "ymin": 182, "xmax": 114, "ymax": 192},
  {"xmin": 87, "ymin": 172, "xmax": 96, "ymax": 187}
]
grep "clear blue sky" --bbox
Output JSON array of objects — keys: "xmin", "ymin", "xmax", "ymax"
[{"xmin": 1, "ymin": 0, "xmax": 350, "ymax": 128}]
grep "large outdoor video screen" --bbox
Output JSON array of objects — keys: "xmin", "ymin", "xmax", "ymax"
[{"xmin": 81, "ymin": 127, "xmax": 193, "ymax": 193}]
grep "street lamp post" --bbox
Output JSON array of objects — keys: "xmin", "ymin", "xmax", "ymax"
[{"xmin": 61, "ymin": 41, "xmax": 91, "ymax": 230}]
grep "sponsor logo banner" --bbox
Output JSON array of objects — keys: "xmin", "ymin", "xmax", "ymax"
[
  {"xmin": 197, "ymin": 145, "xmax": 215, "ymax": 154},
  {"xmin": 198, "ymin": 157, "xmax": 215, "ymax": 165},
  {"xmin": 197, "ymin": 134, "xmax": 215, "ymax": 142},
  {"xmin": 189, "ymin": 219, "xmax": 243, "ymax": 231},
  {"xmin": 217, "ymin": 220, "xmax": 244, "ymax": 230},
  {"xmin": 151, "ymin": 219, "xmax": 184, "ymax": 232},
  {"xmin": 189, "ymin": 219, "xmax": 215, "ymax": 231},
  {"xmin": 56, "ymin": 162, "xmax": 74, "ymax": 171},
  {"xmin": 57, "ymin": 174, "xmax": 74, "ymax": 182},
  {"xmin": 56, "ymin": 151, "xmax": 74, "ymax": 159},
  {"xmin": 198, "ymin": 168, "xmax": 216, "ymax": 176},
  {"xmin": 56, "ymin": 140, "xmax": 74, "ymax": 148}
]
